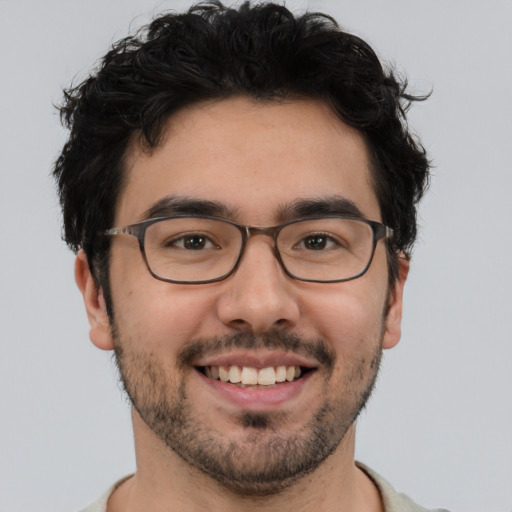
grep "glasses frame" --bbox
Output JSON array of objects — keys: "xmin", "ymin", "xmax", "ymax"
[{"xmin": 104, "ymin": 215, "xmax": 393, "ymax": 285}]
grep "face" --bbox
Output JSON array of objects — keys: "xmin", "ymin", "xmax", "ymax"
[{"xmin": 77, "ymin": 97, "xmax": 407, "ymax": 495}]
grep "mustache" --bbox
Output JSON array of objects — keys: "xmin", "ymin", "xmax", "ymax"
[{"xmin": 177, "ymin": 330, "xmax": 335, "ymax": 369}]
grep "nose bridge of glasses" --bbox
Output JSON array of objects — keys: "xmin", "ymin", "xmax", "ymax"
[
  {"xmin": 240, "ymin": 225, "xmax": 281, "ymax": 261},
  {"xmin": 245, "ymin": 225, "xmax": 280, "ymax": 239}
]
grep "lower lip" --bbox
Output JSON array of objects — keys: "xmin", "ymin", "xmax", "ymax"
[{"xmin": 197, "ymin": 370, "xmax": 314, "ymax": 411}]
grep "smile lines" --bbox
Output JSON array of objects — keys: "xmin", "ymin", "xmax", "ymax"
[{"xmin": 203, "ymin": 365, "xmax": 303, "ymax": 386}]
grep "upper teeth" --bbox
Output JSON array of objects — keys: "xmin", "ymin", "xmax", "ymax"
[{"xmin": 205, "ymin": 365, "xmax": 302, "ymax": 386}]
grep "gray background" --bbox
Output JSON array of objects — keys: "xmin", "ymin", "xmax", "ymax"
[{"xmin": 0, "ymin": 1, "xmax": 511, "ymax": 511}]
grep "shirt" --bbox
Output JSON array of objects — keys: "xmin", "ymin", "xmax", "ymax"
[{"xmin": 80, "ymin": 462, "xmax": 450, "ymax": 512}]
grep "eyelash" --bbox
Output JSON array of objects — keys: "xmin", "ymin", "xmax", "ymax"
[{"xmin": 167, "ymin": 233, "xmax": 217, "ymax": 250}]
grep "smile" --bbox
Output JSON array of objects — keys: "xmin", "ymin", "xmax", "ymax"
[{"xmin": 200, "ymin": 365, "xmax": 309, "ymax": 386}]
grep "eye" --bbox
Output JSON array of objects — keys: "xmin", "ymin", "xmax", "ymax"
[
  {"xmin": 168, "ymin": 234, "xmax": 217, "ymax": 250},
  {"xmin": 298, "ymin": 234, "xmax": 339, "ymax": 250}
]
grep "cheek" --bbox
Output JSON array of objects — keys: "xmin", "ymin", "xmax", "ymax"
[
  {"xmin": 120, "ymin": 289, "xmax": 217, "ymax": 343},
  {"xmin": 302, "ymin": 273, "xmax": 389, "ymax": 354},
  {"xmin": 110, "ymin": 249, "xmax": 221, "ymax": 353}
]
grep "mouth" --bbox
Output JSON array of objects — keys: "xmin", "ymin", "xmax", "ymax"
[
  {"xmin": 197, "ymin": 364, "xmax": 314, "ymax": 387},
  {"xmin": 193, "ymin": 353, "xmax": 319, "ymax": 409}
]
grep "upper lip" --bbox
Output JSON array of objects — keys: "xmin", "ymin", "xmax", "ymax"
[{"xmin": 194, "ymin": 350, "xmax": 318, "ymax": 369}]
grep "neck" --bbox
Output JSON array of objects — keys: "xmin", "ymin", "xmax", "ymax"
[{"xmin": 107, "ymin": 412, "xmax": 383, "ymax": 512}]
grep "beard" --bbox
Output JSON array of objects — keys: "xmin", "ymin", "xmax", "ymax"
[{"xmin": 113, "ymin": 329, "xmax": 382, "ymax": 496}]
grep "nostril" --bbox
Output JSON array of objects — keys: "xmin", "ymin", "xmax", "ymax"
[{"xmin": 228, "ymin": 319, "xmax": 252, "ymax": 331}]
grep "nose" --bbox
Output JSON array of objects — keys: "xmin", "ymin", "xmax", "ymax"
[{"xmin": 216, "ymin": 236, "xmax": 301, "ymax": 334}]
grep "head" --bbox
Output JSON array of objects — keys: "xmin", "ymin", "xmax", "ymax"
[
  {"xmin": 55, "ymin": 0, "xmax": 430, "ymax": 496},
  {"xmin": 54, "ymin": 0, "xmax": 429, "ymax": 313}
]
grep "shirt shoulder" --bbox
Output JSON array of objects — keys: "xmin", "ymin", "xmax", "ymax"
[
  {"xmin": 79, "ymin": 475, "xmax": 133, "ymax": 512},
  {"xmin": 357, "ymin": 462, "xmax": 451, "ymax": 512},
  {"xmin": 81, "ymin": 468, "xmax": 450, "ymax": 512}
]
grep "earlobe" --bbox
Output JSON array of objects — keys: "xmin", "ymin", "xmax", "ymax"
[
  {"xmin": 75, "ymin": 250, "xmax": 114, "ymax": 351},
  {"xmin": 382, "ymin": 254, "xmax": 409, "ymax": 350}
]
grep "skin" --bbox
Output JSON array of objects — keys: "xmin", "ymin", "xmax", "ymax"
[{"xmin": 76, "ymin": 97, "xmax": 408, "ymax": 512}]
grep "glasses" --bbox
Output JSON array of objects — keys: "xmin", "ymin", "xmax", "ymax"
[{"xmin": 104, "ymin": 215, "xmax": 393, "ymax": 284}]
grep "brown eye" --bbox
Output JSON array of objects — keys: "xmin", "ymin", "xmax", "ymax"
[
  {"xmin": 166, "ymin": 234, "xmax": 217, "ymax": 250},
  {"xmin": 304, "ymin": 235, "xmax": 328, "ymax": 250},
  {"xmin": 298, "ymin": 234, "xmax": 340, "ymax": 250},
  {"xmin": 184, "ymin": 235, "xmax": 208, "ymax": 250}
]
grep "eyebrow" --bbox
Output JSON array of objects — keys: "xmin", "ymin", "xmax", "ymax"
[
  {"xmin": 139, "ymin": 196, "xmax": 239, "ymax": 221},
  {"xmin": 276, "ymin": 196, "xmax": 366, "ymax": 222},
  {"xmin": 138, "ymin": 194, "xmax": 366, "ymax": 224}
]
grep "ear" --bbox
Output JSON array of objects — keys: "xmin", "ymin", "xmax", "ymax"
[
  {"xmin": 382, "ymin": 254, "xmax": 409, "ymax": 350},
  {"xmin": 75, "ymin": 250, "xmax": 114, "ymax": 351}
]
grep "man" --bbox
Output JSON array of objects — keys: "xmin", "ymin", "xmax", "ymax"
[{"xmin": 54, "ymin": 1, "xmax": 446, "ymax": 511}]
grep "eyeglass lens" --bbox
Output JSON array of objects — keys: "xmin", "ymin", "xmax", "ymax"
[{"xmin": 142, "ymin": 217, "xmax": 376, "ymax": 283}]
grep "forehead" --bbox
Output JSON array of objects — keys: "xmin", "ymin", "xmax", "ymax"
[{"xmin": 117, "ymin": 97, "xmax": 380, "ymax": 225}]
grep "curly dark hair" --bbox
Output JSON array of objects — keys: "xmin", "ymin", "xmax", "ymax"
[{"xmin": 53, "ymin": 0, "xmax": 429, "ymax": 299}]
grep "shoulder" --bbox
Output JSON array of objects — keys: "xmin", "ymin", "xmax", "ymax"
[
  {"xmin": 79, "ymin": 475, "xmax": 133, "ymax": 512},
  {"xmin": 357, "ymin": 462, "xmax": 451, "ymax": 512}
]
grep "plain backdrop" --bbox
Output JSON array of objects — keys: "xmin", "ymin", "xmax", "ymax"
[{"xmin": 0, "ymin": 1, "xmax": 511, "ymax": 511}]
